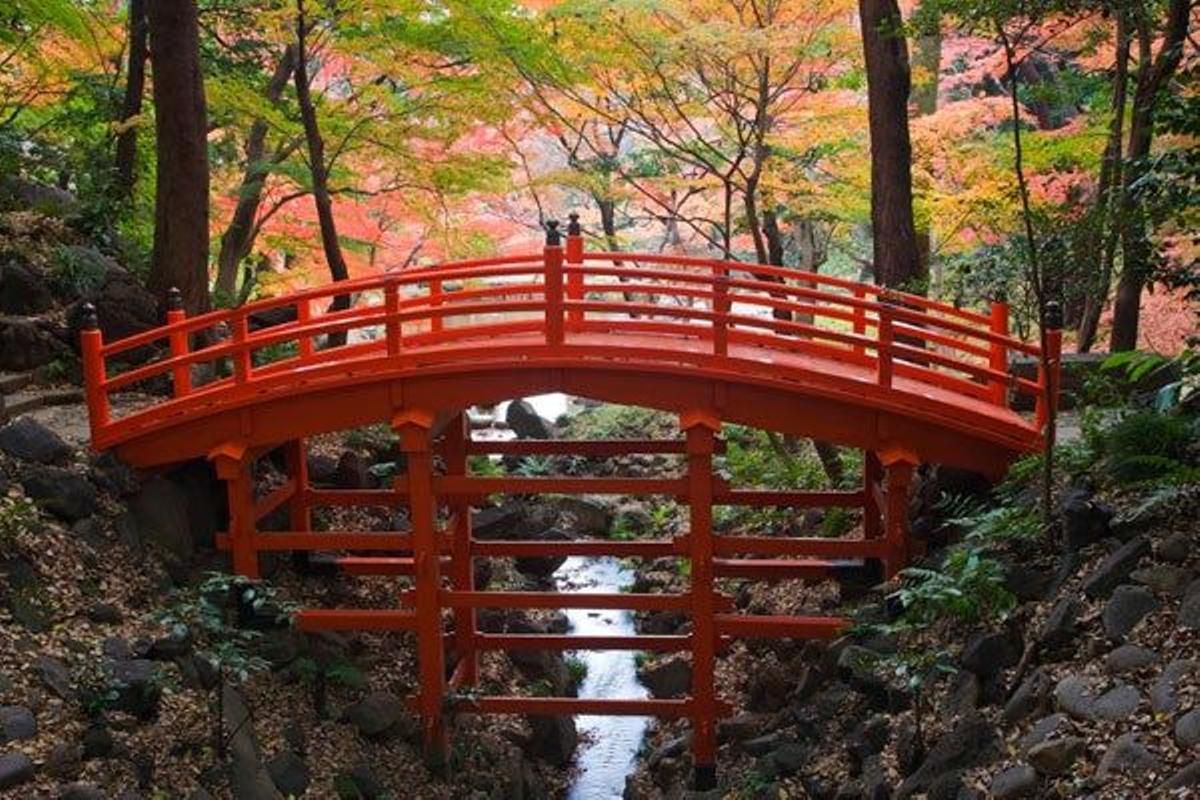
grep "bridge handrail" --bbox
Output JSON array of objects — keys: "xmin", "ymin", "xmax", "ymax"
[{"xmin": 79, "ymin": 219, "xmax": 1061, "ymax": 451}]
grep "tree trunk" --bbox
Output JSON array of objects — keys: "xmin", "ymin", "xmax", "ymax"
[
  {"xmin": 294, "ymin": 0, "xmax": 351, "ymax": 341},
  {"xmin": 1077, "ymin": 11, "xmax": 1129, "ymax": 352},
  {"xmin": 859, "ymin": 0, "xmax": 923, "ymax": 293},
  {"xmin": 146, "ymin": 0, "xmax": 210, "ymax": 315},
  {"xmin": 214, "ymin": 46, "xmax": 297, "ymax": 302},
  {"xmin": 911, "ymin": 0, "xmax": 940, "ymax": 283},
  {"xmin": 114, "ymin": 0, "xmax": 147, "ymax": 200},
  {"xmin": 1109, "ymin": 0, "xmax": 1190, "ymax": 352}
]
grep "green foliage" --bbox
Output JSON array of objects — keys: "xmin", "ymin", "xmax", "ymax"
[
  {"xmin": 565, "ymin": 655, "xmax": 588, "ymax": 686},
  {"xmin": 561, "ymin": 404, "xmax": 675, "ymax": 440},
  {"xmin": 343, "ymin": 423, "xmax": 397, "ymax": 453},
  {"xmin": 891, "ymin": 546, "xmax": 1016, "ymax": 628},
  {"xmin": 0, "ymin": 494, "xmax": 38, "ymax": 553},
  {"xmin": 1095, "ymin": 411, "xmax": 1198, "ymax": 486},
  {"xmin": 468, "ymin": 454, "xmax": 505, "ymax": 477},
  {"xmin": 514, "ymin": 455, "xmax": 554, "ymax": 477},
  {"xmin": 50, "ymin": 244, "xmax": 108, "ymax": 297},
  {"xmin": 1103, "ymin": 349, "xmax": 1199, "ymax": 412},
  {"xmin": 251, "ymin": 340, "xmax": 298, "ymax": 368}
]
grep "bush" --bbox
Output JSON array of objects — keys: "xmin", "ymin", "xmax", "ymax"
[{"xmin": 1099, "ymin": 411, "xmax": 1197, "ymax": 485}]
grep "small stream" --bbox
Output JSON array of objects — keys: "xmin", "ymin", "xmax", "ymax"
[{"xmin": 554, "ymin": 556, "xmax": 650, "ymax": 800}]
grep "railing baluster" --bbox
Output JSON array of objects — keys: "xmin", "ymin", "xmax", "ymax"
[
  {"xmin": 1034, "ymin": 302, "xmax": 1063, "ymax": 434},
  {"xmin": 385, "ymin": 277, "xmax": 402, "ymax": 357},
  {"xmin": 852, "ymin": 284, "xmax": 867, "ymax": 355},
  {"xmin": 297, "ymin": 297, "xmax": 314, "ymax": 360},
  {"xmin": 544, "ymin": 220, "xmax": 564, "ymax": 347},
  {"xmin": 713, "ymin": 264, "xmax": 729, "ymax": 358},
  {"xmin": 430, "ymin": 278, "xmax": 443, "ymax": 335},
  {"xmin": 566, "ymin": 212, "xmax": 584, "ymax": 328},
  {"xmin": 988, "ymin": 297, "xmax": 1009, "ymax": 406},
  {"xmin": 877, "ymin": 298, "xmax": 893, "ymax": 389},
  {"xmin": 166, "ymin": 287, "xmax": 191, "ymax": 398},
  {"xmin": 233, "ymin": 310, "xmax": 251, "ymax": 384},
  {"xmin": 79, "ymin": 303, "xmax": 109, "ymax": 440}
]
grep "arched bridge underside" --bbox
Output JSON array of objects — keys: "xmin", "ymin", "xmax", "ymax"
[{"xmin": 81, "ymin": 220, "xmax": 1060, "ymax": 788}]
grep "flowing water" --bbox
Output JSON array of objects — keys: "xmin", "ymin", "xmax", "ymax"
[{"xmin": 554, "ymin": 556, "xmax": 651, "ymax": 800}]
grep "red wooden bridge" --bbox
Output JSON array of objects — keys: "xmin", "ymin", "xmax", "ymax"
[{"xmin": 80, "ymin": 216, "xmax": 1060, "ymax": 788}]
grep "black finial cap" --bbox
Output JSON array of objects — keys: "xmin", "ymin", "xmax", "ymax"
[
  {"xmin": 545, "ymin": 219, "xmax": 561, "ymax": 246},
  {"xmin": 993, "ymin": 288, "xmax": 1007, "ymax": 303},
  {"xmin": 167, "ymin": 286, "xmax": 183, "ymax": 311},
  {"xmin": 1044, "ymin": 300, "xmax": 1062, "ymax": 330},
  {"xmin": 81, "ymin": 302, "xmax": 99, "ymax": 330},
  {"xmin": 567, "ymin": 212, "xmax": 581, "ymax": 236}
]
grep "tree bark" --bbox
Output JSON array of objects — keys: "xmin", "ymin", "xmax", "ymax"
[
  {"xmin": 1077, "ymin": 11, "xmax": 1129, "ymax": 352},
  {"xmin": 214, "ymin": 46, "xmax": 297, "ymax": 301},
  {"xmin": 911, "ymin": 0, "xmax": 940, "ymax": 283},
  {"xmin": 859, "ymin": 0, "xmax": 923, "ymax": 292},
  {"xmin": 294, "ymin": 0, "xmax": 351, "ymax": 340},
  {"xmin": 146, "ymin": 0, "xmax": 210, "ymax": 314},
  {"xmin": 1109, "ymin": 0, "xmax": 1189, "ymax": 352},
  {"xmin": 114, "ymin": 0, "xmax": 147, "ymax": 200}
]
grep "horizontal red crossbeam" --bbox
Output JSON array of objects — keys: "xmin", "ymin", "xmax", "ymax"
[
  {"xmin": 305, "ymin": 489, "xmax": 400, "ymax": 507},
  {"xmin": 713, "ymin": 558, "xmax": 838, "ymax": 581},
  {"xmin": 713, "ymin": 488, "xmax": 865, "ymax": 508},
  {"xmin": 430, "ymin": 475, "xmax": 688, "ymax": 496},
  {"xmin": 214, "ymin": 531, "xmax": 451, "ymax": 552},
  {"xmin": 712, "ymin": 535, "xmax": 886, "ymax": 558},
  {"xmin": 295, "ymin": 609, "xmax": 417, "ymax": 631},
  {"xmin": 471, "ymin": 538, "xmax": 684, "ymax": 558},
  {"xmin": 465, "ymin": 438, "xmax": 726, "ymax": 456},
  {"xmin": 254, "ymin": 479, "xmax": 296, "ymax": 522},
  {"xmin": 445, "ymin": 696, "xmax": 694, "ymax": 718},
  {"xmin": 402, "ymin": 589, "xmax": 732, "ymax": 612},
  {"xmin": 474, "ymin": 634, "xmax": 691, "ymax": 652},
  {"xmin": 331, "ymin": 556, "xmax": 456, "ymax": 575},
  {"xmin": 715, "ymin": 613, "xmax": 849, "ymax": 639}
]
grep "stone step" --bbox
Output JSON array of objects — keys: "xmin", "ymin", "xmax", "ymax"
[
  {"xmin": 0, "ymin": 388, "xmax": 84, "ymax": 423},
  {"xmin": 0, "ymin": 371, "xmax": 34, "ymax": 394}
]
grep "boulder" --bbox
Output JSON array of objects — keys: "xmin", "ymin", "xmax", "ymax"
[
  {"xmin": 1160, "ymin": 760, "xmax": 1200, "ymax": 791},
  {"xmin": 60, "ymin": 784, "xmax": 104, "ymax": 800},
  {"xmin": 506, "ymin": 400, "xmax": 551, "ymax": 439},
  {"xmin": 1026, "ymin": 736, "xmax": 1085, "ymax": 776},
  {"xmin": 0, "ymin": 260, "xmax": 53, "ymax": 315},
  {"xmin": 961, "ymin": 629, "xmax": 1021, "ymax": 679},
  {"xmin": 305, "ymin": 453, "xmax": 338, "ymax": 486},
  {"xmin": 21, "ymin": 466, "xmax": 95, "ymax": 521},
  {"xmin": 895, "ymin": 714, "xmax": 997, "ymax": 798},
  {"xmin": 266, "ymin": 750, "xmax": 310, "ymax": 797},
  {"xmin": 990, "ymin": 764, "xmax": 1038, "ymax": 799},
  {"xmin": 1105, "ymin": 644, "xmax": 1158, "ymax": 674},
  {"xmin": 34, "ymin": 654, "xmax": 73, "ymax": 699},
  {"xmin": 129, "ymin": 477, "xmax": 194, "ymax": 565},
  {"xmin": 1150, "ymin": 659, "xmax": 1196, "ymax": 713},
  {"xmin": 1175, "ymin": 708, "xmax": 1200, "ymax": 749},
  {"xmin": 334, "ymin": 451, "xmax": 371, "ymax": 490},
  {"xmin": 1131, "ymin": 564, "xmax": 1194, "ymax": 596},
  {"xmin": 1059, "ymin": 486, "xmax": 1113, "ymax": 550},
  {"xmin": 1018, "ymin": 714, "xmax": 1066, "ymax": 756},
  {"xmin": 1002, "ymin": 669, "xmax": 1051, "ymax": 724},
  {"xmin": 1096, "ymin": 733, "xmax": 1159, "ymax": 781},
  {"xmin": 1102, "ymin": 584, "xmax": 1161, "ymax": 640},
  {"xmin": 0, "ymin": 417, "xmax": 72, "ymax": 464},
  {"xmin": 62, "ymin": 250, "xmax": 158, "ymax": 344},
  {"xmin": 109, "ymin": 659, "xmax": 161, "ymax": 719},
  {"xmin": 525, "ymin": 714, "xmax": 577, "ymax": 767},
  {"xmin": 638, "ymin": 655, "xmax": 692, "ymax": 699},
  {"xmin": 223, "ymin": 685, "xmax": 282, "ymax": 800},
  {"xmin": 1158, "ymin": 532, "xmax": 1190, "ymax": 564},
  {"xmin": 514, "ymin": 527, "xmax": 571, "ymax": 578},
  {"xmin": 1036, "ymin": 597, "xmax": 1082, "ymax": 659},
  {"xmin": 1180, "ymin": 579, "xmax": 1200, "ymax": 630},
  {"xmin": 0, "ymin": 706, "xmax": 36, "ymax": 741},
  {"xmin": 472, "ymin": 504, "xmax": 525, "ymax": 540},
  {"xmin": 0, "ymin": 752, "xmax": 34, "ymax": 790},
  {"xmin": 1082, "ymin": 536, "xmax": 1150, "ymax": 599},
  {"xmin": 0, "ymin": 317, "xmax": 65, "ymax": 371},
  {"xmin": 343, "ymin": 692, "xmax": 404, "ymax": 739},
  {"xmin": 0, "ymin": 178, "xmax": 79, "ymax": 217}
]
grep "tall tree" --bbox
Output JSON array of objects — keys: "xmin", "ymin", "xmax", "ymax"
[
  {"xmin": 214, "ymin": 45, "xmax": 297, "ymax": 301},
  {"xmin": 146, "ymin": 0, "xmax": 210, "ymax": 314},
  {"xmin": 293, "ymin": 0, "xmax": 350, "ymax": 323},
  {"xmin": 1108, "ymin": 0, "xmax": 1191, "ymax": 351},
  {"xmin": 858, "ymin": 0, "xmax": 923, "ymax": 291},
  {"xmin": 113, "ymin": 0, "xmax": 147, "ymax": 199}
]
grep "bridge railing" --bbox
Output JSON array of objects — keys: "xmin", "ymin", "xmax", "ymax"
[{"xmin": 80, "ymin": 217, "xmax": 1059, "ymax": 449}]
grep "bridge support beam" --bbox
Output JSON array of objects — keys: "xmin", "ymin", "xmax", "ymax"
[
  {"xmin": 210, "ymin": 442, "xmax": 257, "ymax": 578},
  {"xmin": 393, "ymin": 409, "xmax": 447, "ymax": 768},
  {"xmin": 682, "ymin": 410, "xmax": 720, "ymax": 791},
  {"xmin": 879, "ymin": 446, "xmax": 918, "ymax": 579}
]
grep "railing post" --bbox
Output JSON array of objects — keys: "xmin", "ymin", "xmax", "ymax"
[
  {"xmin": 988, "ymin": 296, "xmax": 1010, "ymax": 406},
  {"xmin": 430, "ymin": 278, "xmax": 444, "ymax": 335},
  {"xmin": 384, "ymin": 277, "xmax": 402, "ymax": 357},
  {"xmin": 79, "ymin": 303, "xmax": 109, "ymax": 441},
  {"xmin": 712, "ymin": 264, "xmax": 729, "ymax": 358},
  {"xmin": 566, "ymin": 212, "xmax": 584, "ymax": 328},
  {"xmin": 544, "ymin": 219, "xmax": 564, "ymax": 347},
  {"xmin": 166, "ymin": 287, "xmax": 191, "ymax": 398},
  {"xmin": 876, "ymin": 296, "xmax": 894, "ymax": 389},
  {"xmin": 296, "ymin": 297, "xmax": 314, "ymax": 360},
  {"xmin": 232, "ymin": 310, "xmax": 251, "ymax": 384},
  {"xmin": 1035, "ymin": 302, "xmax": 1063, "ymax": 435},
  {"xmin": 852, "ymin": 284, "xmax": 867, "ymax": 356}
]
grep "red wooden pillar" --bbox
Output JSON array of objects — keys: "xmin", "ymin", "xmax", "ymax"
[
  {"xmin": 682, "ymin": 410, "xmax": 720, "ymax": 790},
  {"xmin": 443, "ymin": 412, "xmax": 477, "ymax": 685},
  {"xmin": 166, "ymin": 287, "xmax": 192, "ymax": 398},
  {"xmin": 544, "ymin": 220, "xmax": 564, "ymax": 347},
  {"xmin": 565, "ymin": 212, "xmax": 584, "ymax": 329},
  {"xmin": 393, "ymin": 409, "xmax": 446, "ymax": 766},
  {"xmin": 988, "ymin": 298, "xmax": 1010, "ymax": 406},
  {"xmin": 878, "ymin": 447, "xmax": 917, "ymax": 580},
  {"xmin": 285, "ymin": 438, "xmax": 310, "ymax": 533},
  {"xmin": 78, "ymin": 303, "xmax": 109, "ymax": 442},
  {"xmin": 211, "ymin": 442, "xmax": 257, "ymax": 578}
]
